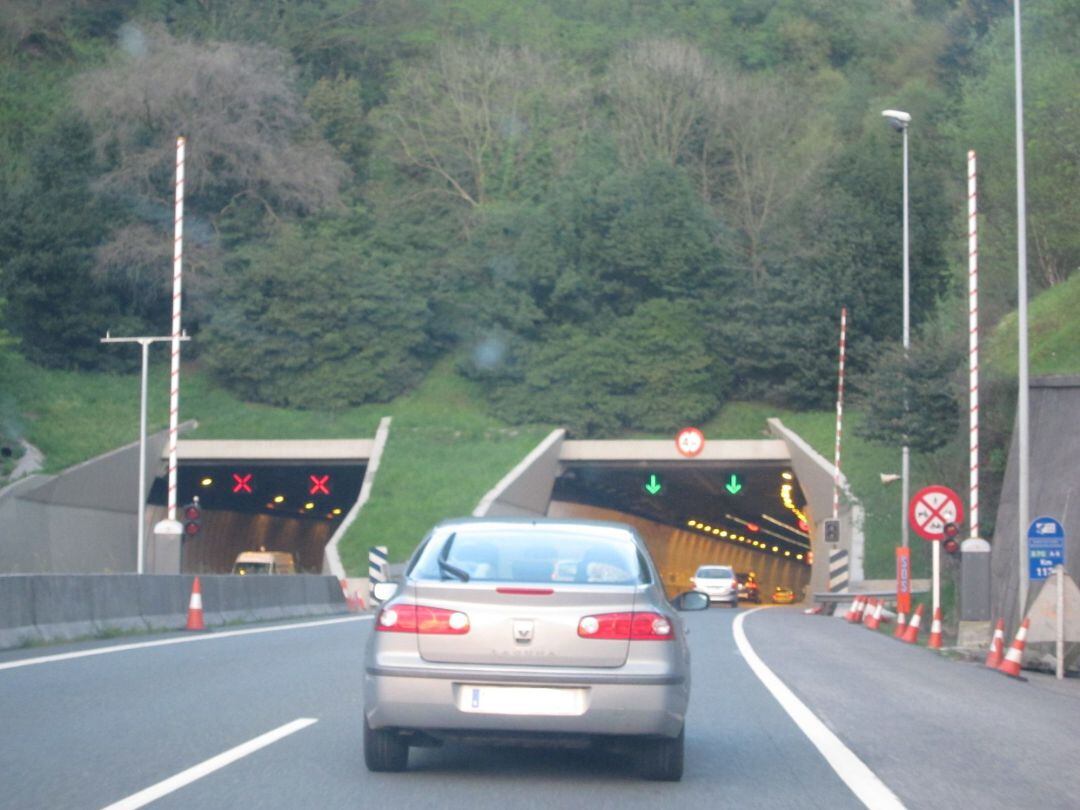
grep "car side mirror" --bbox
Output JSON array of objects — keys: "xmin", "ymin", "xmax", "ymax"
[
  {"xmin": 672, "ymin": 591, "xmax": 709, "ymax": 611},
  {"xmin": 372, "ymin": 581, "xmax": 399, "ymax": 603}
]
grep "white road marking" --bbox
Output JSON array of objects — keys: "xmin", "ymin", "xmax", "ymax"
[
  {"xmin": 0, "ymin": 615, "xmax": 373, "ymax": 672},
  {"xmin": 100, "ymin": 717, "xmax": 318, "ymax": 810},
  {"xmin": 733, "ymin": 609, "xmax": 906, "ymax": 810}
]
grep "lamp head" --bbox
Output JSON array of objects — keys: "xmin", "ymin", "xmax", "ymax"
[{"xmin": 881, "ymin": 109, "xmax": 911, "ymax": 131}]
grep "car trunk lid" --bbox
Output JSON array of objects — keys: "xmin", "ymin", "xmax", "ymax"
[{"xmin": 413, "ymin": 581, "xmax": 638, "ymax": 668}]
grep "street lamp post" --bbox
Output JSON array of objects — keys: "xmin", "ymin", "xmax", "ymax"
[
  {"xmin": 1014, "ymin": 0, "xmax": 1030, "ymax": 622},
  {"xmin": 882, "ymin": 108, "xmax": 914, "ymax": 613},
  {"xmin": 101, "ymin": 331, "xmax": 189, "ymax": 574}
]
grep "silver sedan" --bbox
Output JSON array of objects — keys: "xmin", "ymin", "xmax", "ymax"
[{"xmin": 363, "ymin": 517, "xmax": 707, "ymax": 781}]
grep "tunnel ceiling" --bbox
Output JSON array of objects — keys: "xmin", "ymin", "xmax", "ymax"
[{"xmin": 552, "ymin": 461, "xmax": 810, "ymax": 555}]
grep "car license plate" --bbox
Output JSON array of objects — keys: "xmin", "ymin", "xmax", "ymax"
[{"xmin": 456, "ymin": 685, "xmax": 587, "ymax": 716}]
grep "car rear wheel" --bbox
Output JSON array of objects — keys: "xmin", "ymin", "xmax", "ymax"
[
  {"xmin": 364, "ymin": 717, "xmax": 409, "ymax": 772},
  {"xmin": 636, "ymin": 725, "xmax": 684, "ymax": 781}
]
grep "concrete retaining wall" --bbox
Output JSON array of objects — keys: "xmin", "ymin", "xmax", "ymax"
[{"xmin": 0, "ymin": 574, "xmax": 348, "ymax": 650}]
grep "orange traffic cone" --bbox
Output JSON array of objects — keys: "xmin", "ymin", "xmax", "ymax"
[
  {"xmin": 984, "ymin": 618, "xmax": 1006, "ymax": 669},
  {"xmin": 186, "ymin": 576, "xmax": 206, "ymax": 631},
  {"xmin": 901, "ymin": 603, "xmax": 924, "ymax": 644},
  {"xmin": 893, "ymin": 609, "xmax": 907, "ymax": 638},
  {"xmin": 866, "ymin": 599, "xmax": 884, "ymax": 631},
  {"xmin": 844, "ymin": 595, "xmax": 860, "ymax": 622},
  {"xmin": 928, "ymin": 606, "xmax": 943, "ymax": 649},
  {"xmin": 848, "ymin": 595, "xmax": 866, "ymax": 624},
  {"xmin": 862, "ymin": 598, "xmax": 876, "ymax": 626},
  {"xmin": 997, "ymin": 618, "xmax": 1030, "ymax": 679}
]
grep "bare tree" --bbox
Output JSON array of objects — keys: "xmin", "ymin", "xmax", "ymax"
[
  {"xmin": 609, "ymin": 39, "xmax": 726, "ymax": 169},
  {"xmin": 375, "ymin": 40, "xmax": 589, "ymax": 209},
  {"xmin": 73, "ymin": 24, "xmax": 346, "ymax": 220},
  {"xmin": 712, "ymin": 75, "xmax": 833, "ymax": 283},
  {"xmin": 607, "ymin": 40, "xmax": 832, "ymax": 283}
]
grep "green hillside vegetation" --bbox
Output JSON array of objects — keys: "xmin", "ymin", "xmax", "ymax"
[
  {"xmin": 987, "ymin": 272, "xmax": 1080, "ymax": 377},
  {"xmin": 2, "ymin": 2, "xmax": 1077, "ymax": 580}
]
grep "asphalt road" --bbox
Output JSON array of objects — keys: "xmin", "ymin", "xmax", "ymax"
[{"xmin": 1, "ymin": 607, "xmax": 1078, "ymax": 809}]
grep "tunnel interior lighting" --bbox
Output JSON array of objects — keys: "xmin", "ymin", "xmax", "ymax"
[
  {"xmin": 781, "ymin": 483, "xmax": 808, "ymax": 525},
  {"xmin": 200, "ymin": 477, "xmax": 214, "ymax": 487},
  {"xmin": 303, "ymin": 502, "xmax": 315, "ymax": 511},
  {"xmin": 781, "ymin": 471, "xmax": 793, "ymax": 481},
  {"xmin": 273, "ymin": 495, "xmax": 285, "ymax": 504},
  {"xmin": 332, "ymin": 508, "xmax": 342, "ymax": 515}
]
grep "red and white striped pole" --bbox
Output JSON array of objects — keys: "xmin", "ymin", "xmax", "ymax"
[
  {"xmin": 832, "ymin": 307, "xmax": 847, "ymax": 521},
  {"xmin": 167, "ymin": 136, "xmax": 185, "ymax": 522},
  {"xmin": 968, "ymin": 150, "xmax": 979, "ymax": 539}
]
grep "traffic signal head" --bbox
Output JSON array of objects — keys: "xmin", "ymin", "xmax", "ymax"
[
  {"xmin": 942, "ymin": 522, "xmax": 960, "ymax": 554},
  {"xmin": 824, "ymin": 519, "xmax": 840, "ymax": 544},
  {"xmin": 182, "ymin": 498, "xmax": 202, "ymax": 537}
]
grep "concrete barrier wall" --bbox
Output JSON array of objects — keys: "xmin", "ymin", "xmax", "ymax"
[{"xmin": 0, "ymin": 574, "xmax": 348, "ymax": 650}]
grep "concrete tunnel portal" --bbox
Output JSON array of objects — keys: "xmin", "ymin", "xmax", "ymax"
[
  {"xmin": 146, "ymin": 440, "xmax": 373, "ymax": 575},
  {"xmin": 481, "ymin": 435, "xmax": 817, "ymax": 602},
  {"xmin": 140, "ymin": 427, "xmax": 826, "ymax": 599}
]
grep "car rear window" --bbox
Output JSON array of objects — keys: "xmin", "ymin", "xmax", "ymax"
[
  {"xmin": 695, "ymin": 567, "xmax": 733, "ymax": 578},
  {"xmin": 411, "ymin": 529, "xmax": 646, "ymax": 585}
]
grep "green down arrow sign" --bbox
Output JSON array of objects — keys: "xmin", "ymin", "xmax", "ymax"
[
  {"xmin": 725, "ymin": 474, "xmax": 743, "ymax": 495},
  {"xmin": 644, "ymin": 474, "xmax": 662, "ymax": 495}
]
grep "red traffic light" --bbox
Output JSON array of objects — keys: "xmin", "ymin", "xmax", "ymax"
[
  {"xmin": 943, "ymin": 522, "xmax": 960, "ymax": 554},
  {"xmin": 182, "ymin": 500, "xmax": 202, "ymax": 537}
]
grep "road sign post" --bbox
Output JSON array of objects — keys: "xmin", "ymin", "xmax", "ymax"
[
  {"xmin": 909, "ymin": 485, "xmax": 965, "ymax": 631},
  {"xmin": 1028, "ymin": 517, "xmax": 1065, "ymax": 581}
]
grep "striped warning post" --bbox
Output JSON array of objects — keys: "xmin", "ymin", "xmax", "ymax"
[
  {"xmin": 368, "ymin": 545, "xmax": 389, "ymax": 603},
  {"xmin": 829, "ymin": 548, "xmax": 850, "ymax": 594}
]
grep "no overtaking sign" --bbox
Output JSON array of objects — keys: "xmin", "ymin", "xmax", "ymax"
[{"xmin": 909, "ymin": 485, "xmax": 964, "ymax": 542}]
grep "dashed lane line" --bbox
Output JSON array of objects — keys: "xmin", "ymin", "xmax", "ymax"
[
  {"xmin": 0, "ymin": 614, "xmax": 374, "ymax": 672},
  {"xmin": 733, "ymin": 609, "xmax": 906, "ymax": 810},
  {"xmin": 100, "ymin": 717, "xmax": 318, "ymax": 810}
]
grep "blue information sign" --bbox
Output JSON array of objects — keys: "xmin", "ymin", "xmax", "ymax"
[{"xmin": 1028, "ymin": 516, "xmax": 1066, "ymax": 580}]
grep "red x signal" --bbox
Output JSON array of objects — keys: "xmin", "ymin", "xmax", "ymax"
[
  {"xmin": 232, "ymin": 473, "xmax": 253, "ymax": 494},
  {"xmin": 309, "ymin": 474, "xmax": 330, "ymax": 496}
]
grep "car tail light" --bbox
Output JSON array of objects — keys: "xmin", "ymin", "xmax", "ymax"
[
  {"xmin": 577, "ymin": 612, "xmax": 673, "ymax": 641},
  {"xmin": 376, "ymin": 604, "xmax": 470, "ymax": 634}
]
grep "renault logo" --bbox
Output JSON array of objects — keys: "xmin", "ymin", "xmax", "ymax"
[{"xmin": 513, "ymin": 620, "xmax": 534, "ymax": 643}]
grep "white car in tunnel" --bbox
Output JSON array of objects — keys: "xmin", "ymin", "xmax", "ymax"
[
  {"xmin": 690, "ymin": 564, "xmax": 738, "ymax": 607},
  {"xmin": 363, "ymin": 517, "xmax": 707, "ymax": 780}
]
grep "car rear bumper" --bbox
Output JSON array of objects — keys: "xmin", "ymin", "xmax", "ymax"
[
  {"xmin": 705, "ymin": 592, "xmax": 738, "ymax": 603},
  {"xmin": 364, "ymin": 665, "xmax": 688, "ymax": 738}
]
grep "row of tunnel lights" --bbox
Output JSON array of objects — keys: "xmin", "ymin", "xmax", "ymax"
[
  {"xmin": 198, "ymin": 477, "xmax": 343, "ymax": 519},
  {"xmin": 685, "ymin": 518, "xmax": 809, "ymax": 564}
]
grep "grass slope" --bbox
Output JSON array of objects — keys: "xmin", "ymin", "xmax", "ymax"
[{"xmin": 988, "ymin": 272, "xmax": 1080, "ymax": 376}]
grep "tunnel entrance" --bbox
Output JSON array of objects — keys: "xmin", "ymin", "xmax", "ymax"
[
  {"xmin": 549, "ymin": 460, "xmax": 811, "ymax": 600},
  {"xmin": 148, "ymin": 461, "xmax": 366, "ymax": 574}
]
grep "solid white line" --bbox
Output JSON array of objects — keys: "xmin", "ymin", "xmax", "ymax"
[
  {"xmin": 733, "ymin": 609, "xmax": 906, "ymax": 810},
  {"xmin": 100, "ymin": 717, "xmax": 318, "ymax": 810},
  {"xmin": 0, "ymin": 615, "xmax": 373, "ymax": 672}
]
